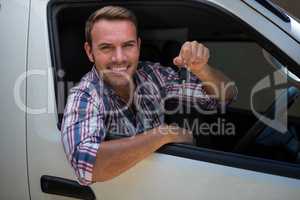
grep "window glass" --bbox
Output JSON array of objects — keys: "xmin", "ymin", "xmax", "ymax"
[{"xmin": 272, "ymin": 0, "xmax": 300, "ymax": 21}]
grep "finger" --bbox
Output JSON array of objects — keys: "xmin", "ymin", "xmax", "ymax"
[
  {"xmin": 184, "ymin": 134, "xmax": 194, "ymax": 144},
  {"xmin": 199, "ymin": 43, "xmax": 205, "ymax": 58},
  {"xmin": 202, "ymin": 47, "xmax": 209, "ymax": 64},
  {"xmin": 181, "ymin": 42, "xmax": 192, "ymax": 64},
  {"xmin": 196, "ymin": 45, "xmax": 202, "ymax": 60},
  {"xmin": 191, "ymin": 41, "xmax": 198, "ymax": 64},
  {"xmin": 181, "ymin": 127, "xmax": 192, "ymax": 135},
  {"xmin": 173, "ymin": 56, "xmax": 184, "ymax": 66},
  {"xmin": 204, "ymin": 47, "xmax": 210, "ymax": 60}
]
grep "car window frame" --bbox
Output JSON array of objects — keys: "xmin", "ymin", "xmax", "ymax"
[{"xmin": 47, "ymin": 0, "xmax": 300, "ymax": 180}]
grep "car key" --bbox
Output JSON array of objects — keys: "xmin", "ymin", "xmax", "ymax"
[
  {"xmin": 179, "ymin": 66, "xmax": 188, "ymax": 84},
  {"xmin": 179, "ymin": 65, "xmax": 189, "ymax": 97}
]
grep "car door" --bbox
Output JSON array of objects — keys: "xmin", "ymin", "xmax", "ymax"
[
  {"xmin": 0, "ymin": 0, "xmax": 31, "ymax": 199},
  {"xmin": 26, "ymin": 0, "xmax": 300, "ymax": 199}
]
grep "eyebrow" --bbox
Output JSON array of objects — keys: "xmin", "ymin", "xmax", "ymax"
[
  {"xmin": 97, "ymin": 40, "xmax": 137, "ymax": 48},
  {"xmin": 123, "ymin": 40, "xmax": 136, "ymax": 45}
]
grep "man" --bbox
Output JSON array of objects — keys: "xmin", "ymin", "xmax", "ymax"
[{"xmin": 61, "ymin": 6, "xmax": 237, "ymax": 185}]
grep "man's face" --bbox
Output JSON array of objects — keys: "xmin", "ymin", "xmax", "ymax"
[{"xmin": 84, "ymin": 19, "xmax": 141, "ymax": 87}]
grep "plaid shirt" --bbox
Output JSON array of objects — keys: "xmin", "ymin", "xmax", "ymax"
[{"xmin": 61, "ymin": 61, "xmax": 220, "ymax": 185}]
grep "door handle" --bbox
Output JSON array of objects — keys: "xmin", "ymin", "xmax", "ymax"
[{"xmin": 41, "ymin": 175, "xmax": 96, "ymax": 200}]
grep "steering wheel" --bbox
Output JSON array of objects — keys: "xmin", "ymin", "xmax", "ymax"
[
  {"xmin": 233, "ymin": 49, "xmax": 300, "ymax": 153},
  {"xmin": 233, "ymin": 86, "xmax": 300, "ymax": 153}
]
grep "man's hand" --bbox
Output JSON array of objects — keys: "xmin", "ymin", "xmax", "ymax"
[
  {"xmin": 158, "ymin": 124, "xmax": 194, "ymax": 144},
  {"xmin": 172, "ymin": 41, "xmax": 237, "ymax": 102},
  {"xmin": 173, "ymin": 41, "xmax": 210, "ymax": 73}
]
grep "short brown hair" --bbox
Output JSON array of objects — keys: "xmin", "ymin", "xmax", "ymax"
[{"xmin": 85, "ymin": 6, "xmax": 138, "ymax": 46}]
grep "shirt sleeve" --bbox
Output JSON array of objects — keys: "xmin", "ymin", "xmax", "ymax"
[
  {"xmin": 60, "ymin": 89, "xmax": 106, "ymax": 185},
  {"xmin": 151, "ymin": 63, "xmax": 219, "ymax": 110}
]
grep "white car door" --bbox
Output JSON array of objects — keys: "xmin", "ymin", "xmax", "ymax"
[
  {"xmin": 0, "ymin": 0, "xmax": 30, "ymax": 199},
  {"xmin": 26, "ymin": 0, "xmax": 300, "ymax": 200}
]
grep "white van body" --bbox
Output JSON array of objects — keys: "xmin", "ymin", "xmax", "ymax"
[{"xmin": 1, "ymin": 0, "xmax": 300, "ymax": 199}]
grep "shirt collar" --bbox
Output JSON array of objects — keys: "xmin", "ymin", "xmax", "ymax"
[
  {"xmin": 90, "ymin": 65, "xmax": 112, "ymax": 95},
  {"xmin": 90, "ymin": 64, "xmax": 142, "ymax": 96}
]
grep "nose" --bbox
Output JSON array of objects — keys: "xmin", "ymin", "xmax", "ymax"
[{"xmin": 112, "ymin": 47, "xmax": 126, "ymax": 63}]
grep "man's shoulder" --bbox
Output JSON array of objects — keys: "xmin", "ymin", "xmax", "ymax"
[
  {"xmin": 138, "ymin": 61, "xmax": 175, "ymax": 77},
  {"xmin": 138, "ymin": 61, "xmax": 180, "ymax": 80},
  {"xmin": 138, "ymin": 61, "xmax": 159, "ymax": 72}
]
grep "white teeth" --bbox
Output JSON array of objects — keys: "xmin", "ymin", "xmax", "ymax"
[{"xmin": 111, "ymin": 67, "xmax": 127, "ymax": 72}]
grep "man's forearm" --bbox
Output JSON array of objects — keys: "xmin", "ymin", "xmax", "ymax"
[
  {"xmin": 92, "ymin": 127, "xmax": 172, "ymax": 182},
  {"xmin": 191, "ymin": 64, "xmax": 236, "ymax": 102}
]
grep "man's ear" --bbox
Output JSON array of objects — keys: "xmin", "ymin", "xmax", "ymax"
[{"xmin": 84, "ymin": 42, "xmax": 94, "ymax": 63}]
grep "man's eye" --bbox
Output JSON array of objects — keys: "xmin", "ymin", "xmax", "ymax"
[
  {"xmin": 100, "ymin": 46, "xmax": 112, "ymax": 51},
  {"xmin": 124, "ymin": 43, "xmax": 134, "ymax": 48}
]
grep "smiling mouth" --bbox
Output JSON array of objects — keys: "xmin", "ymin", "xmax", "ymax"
[{"xmin": 107, "ymin": 65, "xmax": 130, "ymax": 73}]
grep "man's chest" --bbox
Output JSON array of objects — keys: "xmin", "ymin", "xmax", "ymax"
[{"xmin": 103, "ymin": 81, "xmax": 165, "ymax": 137}]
